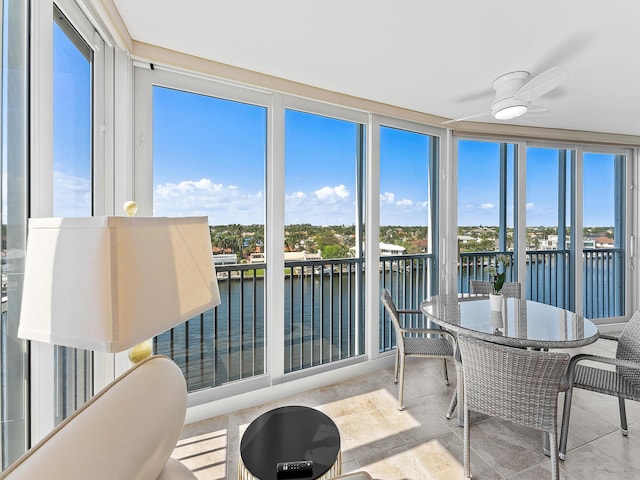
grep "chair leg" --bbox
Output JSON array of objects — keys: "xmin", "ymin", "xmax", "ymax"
[
  {"xmin": 398, "ymin": 355, "xmax": 405, "ymax": 411},
  {"xmin": 442, "ymin": 358, "xmax": 449, "ymax": 385},
  {"xmin": 446, "ymin": 389, "xmax": 457, "ymax": 420},
  {"xmin": 394, "ymin": 349, "xmax": 399, "ymax": 384},
  {"xmin": 463, "ymin": 405, "xmax": 471, "ymax": 480},
  {"xmin": 619, "ymin": 397, "xmax": 628, "ymax": 435},
  {"xmin": 549, "ymin": 430, "xmax": 560, "ymax": 480},
  {"xmin": 457, "ymin": 367, "xmax": 464, "ymax": 427},
  {"xmin": 559, "ymin": 387, "xmax": 574, "ymax": 460}
]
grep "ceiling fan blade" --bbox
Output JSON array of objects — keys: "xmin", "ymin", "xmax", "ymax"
[
  {"xmin": 515, "ymin": 67, "xmax": 568, "ymax": 102},
  {"xmin": 442, "ymin": 112, "xmax": 490, "ymax": 124},
  {"xmin": 527, "ymin": 105, "xmax": 550, "ymax": 114}
]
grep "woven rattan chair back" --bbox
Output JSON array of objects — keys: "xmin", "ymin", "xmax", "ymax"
[
  {"xmin": 380, "ymin": 289, "xmax": 454, "ymax": 410},
  {"xmin": 380, "ymin": 288, "xmax": 403, "ymax": 343},
  {"xmin": 617, "ymin": 311, "xmax": 640, "ymax": 389},
  {"xmin": 458, "ymin": 334, "xmax": 569, "ymax": 480},
  {"xmin": 559, "ymin": 310, "xmax": 640, "ymax": 460},
  {"xmin": 470, "ymin": 280, "xmax": 522, "ymax": 298}
]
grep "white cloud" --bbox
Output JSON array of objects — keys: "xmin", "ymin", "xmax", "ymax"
[
  {"xmin": 379, "ymin": 190, "xmax": 429, "ymax": 226},
  {"xmin": 480, "ymin": 203, "xmax": 495, "ymax": 209},
  {"xmin": 154, "ymin": 178, "xmax": 264, "ymax": 224},
  {"xmin": 154, "ymin": 179, "xmax": 429, "ymax": 226},
  {"xmin": 52, "ymin": 171, "xmax": 91, "ymax": 216},
  {"xmin": 287, "ymin": 191, "xmax": 307, "ymax": 199},
  {"xmin": 380, "ymin": 192, "xmax": 395, "ymax": 204},
  {"xmin": 315, "ymin": 185, "xmax": 349, "ymax": 201},
  {"xmin": 526, "ymin": 202, "xmax": 534, "ymax": 209},
  {"xmin": 284, "ymin": 184, "xmax": 353, "ymax": 224}
]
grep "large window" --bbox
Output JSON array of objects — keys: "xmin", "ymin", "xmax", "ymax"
[
  {"xmin": 283, "ymin": 109, "xmax": 365, "ymax": 372},
  {"xmin": 526, "ymin": 147, "xmax": 573, "ymax": 308},
  {"xmin": 1, "ymin": 0, "xmax": 29, "ymax": 467},
  {"xmin": 457, "ymin": 138, "xmax": 628, "ymax": 321},
  {"xmin": 457, "ymin": 140, "xmax": 517, "ymax": 292},
  {"xmin": 582, "ymin": 151, "xmax": 625, "ymax": 318},
  {"xmin": 152, "ymin": 85, "xmax": 268, "ymax": 391},
  {"xmin": 379, "ymin": 123, "xmax": 439, "ymax": 352}
]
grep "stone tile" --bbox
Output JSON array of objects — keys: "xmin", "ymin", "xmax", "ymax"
[
  {"xmin": 336, "ymin": 409, "xmax": 407, "ymax": 464},
  {"xmin": 174, "ymin": 425, "xmax": 230, "ymax": 480},
  {"xmin": 380, "ymin": 397, "xmax": 456, "ymax": 445},
  {"xmin": 355, "ymin": 442, "xmax": 436, "ymax": 480},
  {"xmin": 421, "ymin": 430, "xmax": 502, "ymax": 480},
  {"xmin": 462, "ymin": 417, "xmax": 548, "ymax": 478},
  {"xmin": 172, "ymin": 343, "xmax": 640, "ymax": 479},
  {"xmin": 559, "ymin": 392, "xmax": 620, "ymax": 452},
  {"xmin": 558, "ymin": 442, "xmax": 640, "ymax": 479}
]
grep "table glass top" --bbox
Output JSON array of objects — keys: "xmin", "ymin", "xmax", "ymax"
[
  {"xmin": 421, "ymin": 294, "xmax": 599, "ymax": 348},
  {"xmin": 240, "ymin": 405, "xmax": 340, "ymax": 480}
]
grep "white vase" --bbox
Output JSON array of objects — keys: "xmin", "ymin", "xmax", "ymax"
[
  {"xmin": 489, "ymin": 293, "xmax": 503, "ymax": 312},
  {"xmin": 490, "ymin": 310, "xmax": 504, "ymax": 328}
]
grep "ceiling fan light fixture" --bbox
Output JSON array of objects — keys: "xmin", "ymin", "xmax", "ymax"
[
  {"xmin": 491, "ymin": 95, "xmax": 530, "ymax": 120},
  {"xmin": 493, "ymin": 104, "xmax": 528, "ymax": 120}
]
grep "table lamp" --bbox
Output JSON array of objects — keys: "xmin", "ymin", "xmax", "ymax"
[{"xmin": 17, "ymin": 213, "xmax": 220, "ymax": 358}]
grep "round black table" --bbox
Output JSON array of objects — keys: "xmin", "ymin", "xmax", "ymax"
[{"xmin": 239, "ymin": 405, "xmax": 342, "ymax": 480}]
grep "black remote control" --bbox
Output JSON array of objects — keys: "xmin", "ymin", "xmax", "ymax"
[{"xmin": 276, "ymin": 460, "xmax": 313, "ymax": 478}]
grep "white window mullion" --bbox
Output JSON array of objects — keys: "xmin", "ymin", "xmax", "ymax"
[
  {"xmin": 516, "ymin": 142, "xmax": 527, "ymax": 292},
  {"xmin": 574, "ymin": 147, "xmax": 585, "ymax": 315},
  {"xmin": 443, "ymin": 131, "xmax": 457, "ymax": 294},
  {"xmin": 628, "ymin": 149, "xmax": 638, "ymax": 316},
  {"xmin": 29, "ymin": 0, "xmax": 55, "ymax": 444},
  {"xmin": 366, "ymin": 114, "xmax": 381, "ymax": 360},
  {"xmin": 267, "ymin": 94, "xmax": 286, "ymax": 382}
]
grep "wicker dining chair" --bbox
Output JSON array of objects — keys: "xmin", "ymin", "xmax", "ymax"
[
  {"xmin": 559, "ymin": 310, "xmax": 640, "ymax": 460},
  {"xmin": 380, "ymin": 289, "xmax": 455, "ymax": 411},
  {"xmin": 447, "ymin": 281, "xmax": 523, "ymax": 424},
  {"xmin": 470, "ymin": 279, "xmax": 522, "ymax": 298},
  {"xmin": 457, "ymin": 334, "xmax": 569, "ymax": 480}
]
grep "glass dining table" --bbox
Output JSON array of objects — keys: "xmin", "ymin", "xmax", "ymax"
[
  {"xmin": 420, "ymin": 294, "xmax": 599, "ymax": 350},
  {"xmin": 420, "ymin": 293, "xmax": 600, "ymax": 452}
]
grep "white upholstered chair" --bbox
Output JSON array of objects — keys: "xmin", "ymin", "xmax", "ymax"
[{"xmin": 0, "ymin": 355, "xmax": 195, "ymax": 480}]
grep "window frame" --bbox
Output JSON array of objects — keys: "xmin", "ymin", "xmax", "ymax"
[
  {"xmin": 453, "ymin": 135, "xmax": 634, "ymax": 325},
  {"xmin": 29, "ymin": 0, "xmax": 115, "ymax": 443}
]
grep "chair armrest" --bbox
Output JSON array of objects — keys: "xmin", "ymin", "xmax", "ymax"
[
  {"xmin": 400, "ymin": 327, "xmax": 455, "ymax": 342},
  {"xmin": 566, "ymin": 353, "xmax": 640, "ymax": 384},
  {"xmin": 598, "ymin": 333, "xmax": 620, "ymax": 342}
]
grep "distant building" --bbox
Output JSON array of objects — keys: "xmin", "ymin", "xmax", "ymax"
[
  {"xmin": 593, "ymin": 236, "xmax": 614, "ymax": 248},
  {"xmin": 457, "ymin": 235, "xmax": 478, "ymax": 244},
  {"xmin": 249, "ymin": 250, "xmax": 323, "ymax": 263},
  {"xmin": 213, "ymin": 253, "xmax": 237, "ymax": 265},
  {"xmin": 349, "ymin": 242, "xmax": 406, "ymax": 256},
  {"xmin": 379, "ymin": 242, "xmax": 406, "ymax": 256},
  {"xmin": 540, "ymin": 234, "xmax": 601, "ymax": 250}
]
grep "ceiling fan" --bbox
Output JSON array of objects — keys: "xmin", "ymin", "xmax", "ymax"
[{"xmin": 443, "ymin": 67, "xmax": 568, "ymax": 124}]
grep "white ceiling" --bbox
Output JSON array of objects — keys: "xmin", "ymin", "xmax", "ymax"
[{"xmin": 109, "ymin": 0, "xmax": 640, "ymax": 136}]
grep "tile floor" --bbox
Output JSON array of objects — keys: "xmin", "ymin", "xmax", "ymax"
[{"xmin": 172, "ymin": 336, "xmax": 640, "ymax": 479}]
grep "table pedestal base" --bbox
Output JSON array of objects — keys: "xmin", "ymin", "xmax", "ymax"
[{"xmin": 238, "ymin": 451, "xmax": 342, "ymax": 480}]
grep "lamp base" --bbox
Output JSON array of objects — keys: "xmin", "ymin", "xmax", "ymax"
[{"xmin": 128, "ymin": 339, "xmax": 153, "ymax": 363}]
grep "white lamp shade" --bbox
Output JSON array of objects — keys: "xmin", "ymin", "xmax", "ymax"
[{"xmin": 18, "ymin": 216, "xmax": 220, "ymax": 352}]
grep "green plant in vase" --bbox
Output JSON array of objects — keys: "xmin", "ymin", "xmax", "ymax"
[{"xmin": 486, "ymin": 254, "xmax": 510, "ymax": 295}]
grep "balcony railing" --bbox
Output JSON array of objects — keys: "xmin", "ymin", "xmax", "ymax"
[
  {"xmin": 157, "ymin": 248, "xmax": 620, "ymax": 393},
  {"xmin": 458, "ymin": 248, "xmax": 623, "ymax": 319},
  {"xmin": 284, "ymin": 257, "xmax": 364, "ymax": 373},
  {"xmin": 379, "ymin": 254, "xmax": 435, "ymax": 353}
]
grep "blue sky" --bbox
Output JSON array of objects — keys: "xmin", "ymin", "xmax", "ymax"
[
  {"xmin": 53, "ymin": 21, "xmax": 92, "ymax": 217},
  {"xmin": 52, "ymin": 28, "xmax": 617, "ymax": 229}
]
